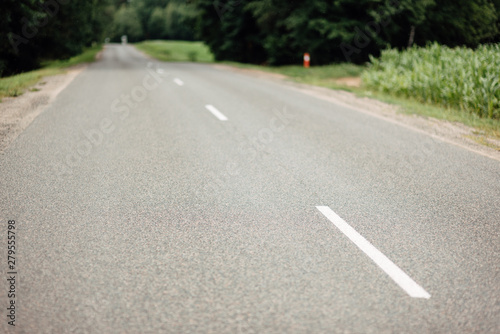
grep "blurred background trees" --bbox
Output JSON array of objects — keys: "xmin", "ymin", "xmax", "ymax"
[
  {"xmin": 194, "ymin": 0, "xmax": 499, "ymax": 65},
  {"xmin": 0, "ymin": 0, "xmax": 112, "ymax": 76},
  {"xmin": 1, "ymin": 0, "xmax": 499, "ymax": 76},
  {"xmin": 108, "ymin": 0, "xmax": 197, "ymax": 42}
]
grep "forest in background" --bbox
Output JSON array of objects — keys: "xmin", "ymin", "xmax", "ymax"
[
  {"xmin": 1, "ymin": 0, "xmax": 110, "ymax": 76},
  {"xmin": 1, "ymin": 0, "xmax": 500, "ymax": 76},
  {"xmin": 194, "ymin": 0, "xmax": 500, "ymax": 65}
]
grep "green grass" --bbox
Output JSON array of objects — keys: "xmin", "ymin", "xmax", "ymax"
[
  {"xmin": 134, "ymin": 40, "xmax": 215, "ymax": 62},
  {"xmin": 222, "ymin": 61, "xmax": 365, "ymax": 90},
  {"xmin": 0, "ymin": 44, "xmax": 102, "ymax": 100},
  {"xmin": 0, "ymin": 68, "xmax": 61, "ymax": 99}
]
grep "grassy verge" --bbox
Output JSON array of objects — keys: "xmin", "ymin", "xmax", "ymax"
[
  {"xmin": 359, "ymin": 90, "xmax": 500, "ymax": 141},
  {"xmin": 222, "ymin": 61, "xmax": 364, "ymax": 90},
  {"xmin": 0, "ymin": 44, "xmax": 102, "ymax": 100},
  {"xmin": 134, "ymin": 40, "xmax": 214, "ymax": 62}
]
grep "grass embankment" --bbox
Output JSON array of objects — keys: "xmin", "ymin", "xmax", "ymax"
[
  {"xmin": 224, "ymin": 61, "xmax": 365, "ymax": 89},
  {"xmin": 0, "ymin": 44, "xmax": 102, "ymax": 100},
  {"xmin": 137, "ymin": 40, "xmax": 500, "ymax": 143},
  {"xmin": 135, "ymin": 40, "xmax": 214, "ymax": 62}
]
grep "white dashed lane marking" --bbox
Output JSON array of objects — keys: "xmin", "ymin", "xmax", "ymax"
[
  {"xmin": 316, "ymin": 206, "xmax": 431, "ymax": 299},
  {"xmin": 205, "ymin": 105, "xmax": 228, "ymax": 121}
]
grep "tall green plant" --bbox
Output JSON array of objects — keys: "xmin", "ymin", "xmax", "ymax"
[{"xmin": 363, "ymin": 43, "xmax": 500, "ymax": 119}]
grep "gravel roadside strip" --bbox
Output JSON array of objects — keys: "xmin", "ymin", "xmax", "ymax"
[
  {"xmin": 214, "ymin": 64, "xmax": 500, "ymax": 162},
  {"xmin": 0, "ymin": 65, "xmax": 85, "ymax": 153}
]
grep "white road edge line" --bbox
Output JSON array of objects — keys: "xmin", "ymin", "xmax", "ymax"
[
  {"xmin": 174, "ymin": 78, "xmax": 184, "ymax": 86},
  {"xmin": 316, "ymin": 206, "xmax": 431, "ymax": 299},
  {"xmin": 205, "ymin": 105, "xmax": 228, "ymax": 121}
]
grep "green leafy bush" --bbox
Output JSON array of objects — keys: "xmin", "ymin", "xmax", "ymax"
[{"xmin": 362, "ymin": 43, "xmax": 500, "ymax": 119}]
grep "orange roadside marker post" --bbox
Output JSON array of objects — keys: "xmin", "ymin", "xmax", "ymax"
[{"xmin": 303, "ymin": 53, "xmax": 310, "ymax": 68}]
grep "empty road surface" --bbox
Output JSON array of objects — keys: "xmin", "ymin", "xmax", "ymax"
[{"xmin": 1, "ymin": 44, "xmax": 499, "ymax": 333}]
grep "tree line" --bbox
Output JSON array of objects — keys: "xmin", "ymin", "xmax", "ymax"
[
  {"xmin": 1, "ymin": 0, "xmax": 499, "ymax": 77},
  {"xmin": 0, "ymin": 0, "xmax": 111, "ymax": 77},
  {"xmin": 194, "ymin": 0, "xmax": 500, "ymax": 65},
  {"xmin": 108, "ymin": 0, "xmax": 197, "ymax": 43},
  {"xmin": 0, "ymin": 0, "xmax": 198, "ymax": 77}
]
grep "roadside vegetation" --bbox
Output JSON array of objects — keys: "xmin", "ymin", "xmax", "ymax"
[
  {"xmin": 226, "ymin": 61, "xmax": 365, "ymax": 88},
  {"xmin": 108, "ymin": 0, "xmax": 196, "ymax": 43},
  {"xmin": 363, "ymin": 43, "xmax": 500, "ymax": 120},
  {"xmin": 1, "ymin": 1, "xmax": 110, "ymax": 77},
  {"xmin": 0, "ymin": 45, "xmax": 102, "ymax": 100},
  {"xmin": 135, "ymin": 40, "xmax": 214, "ymax": 62},
  {"xmin": 194, "ymin": 0, "xmax": 499, "ymax": 66}
]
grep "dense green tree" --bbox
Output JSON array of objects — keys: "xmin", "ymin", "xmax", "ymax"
[
  {"xmin": 0, "ymin": 0, "xmax": 44, "ymax": 75},
  {"xmin": 111, "ymin": 5, "xmax": 144, "ymax": 42},
  {"xmin": 193, "ymin": 0, "xmax": 499, "ymax": 65},
  {"xmin": 247, "ymin": 0, "xmax": 384, "ymax": 64},
  {"xmin": 492, "ymin": 0, "xmax": 500, "ymax": 42},
  {"xmin": 37, "ymin": 0, "xmax": 106, "ymax": 59},
  {"xmin": 416, "ymin": 0, "xmax": 498, "ymax": 47},
  {"xmin": 194, "ymin": 0, "xmax": 267, "ymax": 63},
  {"xmin": 106, "ymin": 0, "xmax": 197, "ymax": 42},
  {"xmin": 195, "ymin": 0, "xmax": 434, "ymax": 64},
  {"xmin": 0, "ymin": 0, "xmax": 110, "ymax": 77},
  {"xmin": 148, "ymin": 7, "xmax": 168, "ymax": 39},
  {"xmin": 131, "ymin": 0, "xmax": 171, "ymax": 39},
  {"xmin": 374, "ymin": 0, "xmax": 434, "ymax": 47},
  {"xmin": 164, "ymin": 1, "xmax": 198, "ymax": 40}
]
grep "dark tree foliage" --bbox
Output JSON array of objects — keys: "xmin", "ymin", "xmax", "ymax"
[
  {"xmin": 193, "ymin": 0, "xmax": 435, "ymax": 65},
  {"xmin": 111, "ymin": 4, "xmax": 144, "ymax": 42},
  {"xmin": 493, "ymin": 0, "xmax": 500, "ymax": 42},
  {"xmin": 2, "ymin": 0, "xmax": 499, "ymax": 76},
  {"xmin": 246, "ymin": 0, "xmax": 388, "ymax": 64},
  {"xmin": 106, "ymin": 0, "xmax": 198, "ymax": 43},
  {"xmin": 1, "ymin": 0, "xmax": 45, "ymax": 75},
  {"xmin": 415, "ymin": 0, "xmax": 498, "ymax": 47},
  {"xmin": 193, "ymin": 0, "xmax": 500, "ymax": 65},
  {"xmin": 0, "ymin": 0, "xmax": 110, "ymax": 77},
  {"xmin": 195, "ymin": 0, "xmax": 266, "ymax": 63},
  {"xmin": 37, "ymin": 0, "xmax": 108, "ymax": 59},
  {"xmin": 132, "ymin": 0, "xmax": 170, "ymax": 39}
]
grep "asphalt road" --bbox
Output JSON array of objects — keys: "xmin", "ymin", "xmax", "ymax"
[{"xmin": 1, "ymin": 44, "xmax": 499, "ymax": 333}]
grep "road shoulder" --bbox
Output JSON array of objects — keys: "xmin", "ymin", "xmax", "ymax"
[
  {"xmin": 0, "ymin": 65, "xmax": 85, "ymax": 153},
  {"xmin": 214, "ymin": 64, "xmax": 500, "ymax": 161}
]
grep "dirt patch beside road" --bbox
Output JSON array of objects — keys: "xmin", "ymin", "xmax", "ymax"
[
  {"xmin": 0, "ymin": 65, "xmax": 85, "ymax": 153},
  {"xmin": 213, "ymin": 64, "xmax": 288, "ymax": 80},
  {"xmin": 291, "ymin": 83, "xmax": 500, "ymax": 161},
  {"xmin": 334, "ymin": 77, "xmax": 361, "ymax": 87}
]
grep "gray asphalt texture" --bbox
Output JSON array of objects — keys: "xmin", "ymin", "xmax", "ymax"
[{"xmin": 1, "ymin": 44, "xmax": 499, "ymax": 333}]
